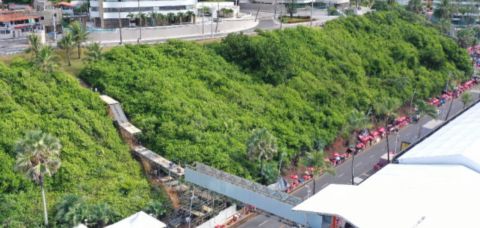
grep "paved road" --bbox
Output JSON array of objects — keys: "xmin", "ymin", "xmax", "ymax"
[{"xmin": 238, "ymin": 88, "xmax": 480, "ymax": 228}]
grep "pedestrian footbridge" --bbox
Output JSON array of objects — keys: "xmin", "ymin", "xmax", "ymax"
[{"xmin": 185, "ymin": 163, "xmax": 323, "ymax": 227}]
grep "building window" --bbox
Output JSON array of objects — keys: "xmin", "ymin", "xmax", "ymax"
[
  {"xmin": 103, "ymin": 7, "xmax": 154, "ymax": 12},
  {"xmin": 159, "ymin": 5, "xmax": 186, "ymax": 10},
  {"xmin": 90, "ymin": 7, "xmax": 99, "ymax": 11}
]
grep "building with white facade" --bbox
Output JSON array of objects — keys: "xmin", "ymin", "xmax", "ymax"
[{"xmin": 90, "ymin": 0, "xmax": 197, "ymax": 28}]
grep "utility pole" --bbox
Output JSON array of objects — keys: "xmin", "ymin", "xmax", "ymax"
[
  {"xmin": 137, "ymin": 0, "xmax": 142, "ymax": 43},
  {"xmin": 210, "ymin": 10, "xmax": 214, "ymax": 38},
  {"xmin": 117, "ymin": 1, "xmax": 123, "ymax": 44},
  {"xmin": 273, "ymin": 0, "xmax": 277, "ymax": 20},
  {"xmin": 52, "ymin": 13, "xmax": 57, "ymax": 42},
  {"xmin": 310, "ymin": 0, "xmax": 313, "ymax": 26},
  {"xmin": 187, "ymin": 190, "xmax": 195, "ymax": 228},
  {"xmin": 215, "ymin": 1, "xmax": 220, "ymax": 33},
  {"xmin": 279, "ymin": 7, "xmax": 283, "ymax": 29},
  {"xmin": 351, "ymin": 149, "xmax": 355, "ymax": 185}
]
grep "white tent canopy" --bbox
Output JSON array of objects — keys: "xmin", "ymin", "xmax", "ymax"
[
  {"xmin": 398, "ymin": 103, "xmax": 480, "ymax": 172},
  {"xmin": 293, "ymin": 164, "xmax": 480, "ymax": 228},
  {"xmin": 106, "ymin": 211, "xmax": 167, "ymax": 228}
]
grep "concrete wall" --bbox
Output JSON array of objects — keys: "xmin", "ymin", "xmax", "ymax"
[
  {"xmin": 185, "ymin": 167, "xmax": 323, "ymax": 227},
  {"xmin": 197, "ymin": 204, "xmax": 237, "ymax": 228}
]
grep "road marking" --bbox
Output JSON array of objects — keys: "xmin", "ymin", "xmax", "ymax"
[
  {"xmin": 355, "ymin": 161, "xmax": 363, "ymax": 168},
  {"xmin": 258, "ymin": 220, "xmax": 270, "ymax": 226}
]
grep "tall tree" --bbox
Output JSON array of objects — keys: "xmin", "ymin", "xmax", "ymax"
[
  {"xmin": 461, "ymin": 92, "xmax": 472, "ymax": 109},
  {"xmin": 301, "ymin": 139, "xmax": 332, "ymax": 194},
  {"xmin": 14, "ymin": 130, "xmax": 62, "ymax": 227},
  {"xmin": 343, "ymin": 109, "xmax": 372, "ymax": 147},
  {"xmin": 434, "ymin": 0, "xmax": 452, "ymax": 20},
  {"xmin": 374, "ymin": 97, "xmax": 400, "ymax": 162},
  {"xmin": 177, "ymin": 12, "xmax": 185, "ymax": 24},
  {"xmin": 26, "ymin": 34, "xmax": 42, "ymax": 58},
  {"xmin": 85, "ymin": 42, "xmax": 103, "ymax": 63},
  {"xmin": 407, "ymin": 0, "xmax": 423, "ymax": 14},
  {"xmin": 457, "ymin": 28, "xmax": 476, "ymax": 48},
  {"xmin": 286, "ymin": 0, "xmax": 297, "ymax": 18},
  {"xmin": 247, "ymin": 128, "xmax": 278, "ymax": 183},
  {"xmin": 58, "ymin": 32, "xmax": 75, "ymax": 66},
  {"xmin": 70, "ymin": 21, "xmax": 89, "ymax": 59},
  {"xmin": 145, "ymin": 200, "xmax": 168, "ymax": 219},
  {"xmin": 85, "ymin": 203, "xmax": 118, "ymax": 227},
  {"xmin": 54, "ymin": 195, "xmax": 88, "ymax": 227},
  {"xmin": 342, "ymin": 109, "xmax": 370, "ymax": 185},
  {"xmin": 415, "ymin": 100, "xmax": 438, "ymax": 138},
  {"xmin": 445, "ymin": 74, "xmax": 458, "ymax": 120},
  {"xmin": 35, "ymin": 46, "xmax": 58, "ymax": 73}
]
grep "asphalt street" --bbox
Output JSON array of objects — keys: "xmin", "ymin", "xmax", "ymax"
[{"xmin": 238, "ymin": 88, "xmax": 480, "ymax": 228}]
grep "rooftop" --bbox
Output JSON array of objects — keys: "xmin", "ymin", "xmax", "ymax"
[
  {"xmin": 397, "ymin": 101, "xmax": 480, "ymax": 172},
  {"xmin": 293, "ymin": 164, "xmax": 480, "ymax": 228}
]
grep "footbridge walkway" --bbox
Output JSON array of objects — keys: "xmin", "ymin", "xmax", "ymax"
[
  {"xmin": 186, "ymin": 163, "xmax": 324, "ymax": 227},
  {"xmin": 99, "ymin": 95, "xmax": 184, "ymax": 177}
]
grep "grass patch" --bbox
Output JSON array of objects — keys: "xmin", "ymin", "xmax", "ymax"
[{"xmin": 280, "ymin": 16, "xmax": 313, "ymax": 24}]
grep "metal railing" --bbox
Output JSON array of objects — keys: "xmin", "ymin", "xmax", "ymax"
[{"xmin": 193, "ymin": 162, "xmax": 302, "ymax": 206}]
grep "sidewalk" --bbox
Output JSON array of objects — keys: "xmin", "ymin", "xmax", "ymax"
[{"xmin": 88, "ymin": 17, "xmax": 259, "ymax": 45}]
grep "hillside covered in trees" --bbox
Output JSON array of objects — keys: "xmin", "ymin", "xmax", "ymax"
[
  {"xmin": 80, "ymin": 10, "xmax": 472, "ymax": 182},
  {"xmin": 0, "ymin": 59, "xmax": 163, "ymax": 227}
]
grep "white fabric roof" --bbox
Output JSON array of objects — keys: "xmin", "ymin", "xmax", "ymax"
[
  {"xmin": 398, "ymin": 102, "xmax": 480, "ymax": 172},
  {"xmin": 293, "ymin": 164, "xmax": 480, "ymax": 228},
  {"xmin": 106, "ymin": 211, "xmax": 167, "ymax": 228}
]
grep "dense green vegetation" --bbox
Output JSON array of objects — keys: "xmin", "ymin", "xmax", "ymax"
[
  {"xmin": 0, "ymin": 59, "xmax": 163, "ymax": 227},
  {"xmin": 80, "ymin": 10, "xmax": 472, "ymax": 181}
]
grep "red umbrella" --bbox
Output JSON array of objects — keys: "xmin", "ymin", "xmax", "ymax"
[
  {"xmin": 356, "ymin": 143, "xmax": 365, "ymax": 149},
  {"xmin": 333, "ymin": 152, "xmax": 340, "ymax": 157},
  {"xmin": 290, "ymin": 174, "xmax": 298, "ymax": 180},
  {"xmin": 378, "ymin": 127, "xmax": 385, "ymax": 133}
]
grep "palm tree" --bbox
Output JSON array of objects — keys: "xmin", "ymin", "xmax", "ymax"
[
  {"xmin": 461, "ymin": 92, "xmax": 473, "ymax": 109},
  {"xmin": 343, "ymin": 109, "xmax": 371, "ymax": 184},
  {"xmin": 374, "ymin": 97, "xmax": 400, "ymax": 163},
  {"xmin": 156, "ymin": 13, "xmax": 165, "ymax": 25},
  {"xmin": 167, "ymin": 12, "xmax": 176, "ymax": 24},
  {"xmin": 26, "ymin": 34, "xmax": 42, "ymax": 58},
  {"xmin": 186, "ymin": 11, "xmax": 195, "ymax": 23},
  {"xmin": 85, "ymin": 42, "xmax": 103, "ymax": 62},
  {"xmin": 445, "ymin": 74, "xmax": 457, "ymax": 120},
  {"xmin": 86, "ymin": 203, "xmax": 118, "ymax": 227},
  {"xmin": 301, "ymin": 139, "xmax": 332, "ymax": 194},
  {"xmin": 145, "ymin": 200, "xmax": 167, "ymax": 219},
  {"xmin": 343, "ymin": 109, "xmax": 371, "ymax": 147},
  {"xmin": 127, "ymin": 13, "xmax": 136, "ymax": 25},
  {"xmin": 149, "ymin": 11, "xmax": 157, "ymax": 26},
  {"xmin": 434, "ymin": 0, "xmax": 453, "ymax": 20},
  {"xmin": 247, "ymin": 128, "xmax": 278, "ymax": 183},
  {"xmin": 138, "ymin": 12, "xmax": 147, "ymax": 27},
  {"xmin": 35, "ymin": 46, "xmax": 58, "ymax": 73},
  {"xmin": 177, "ymin": 12, "xmax": 185, "ymax": 24},
  {"xmin": 54, "ymin": 195, "xmax": 88, "ymax": 227},
  {"xmin": 14, "ymin": 130, "xmax": 62, "ymax": 227},
  {"xmin": 70, "ymin": 21, "xmax": 89, "ymax": 59},
  {"xmin": 415, "ymin": 100, "xmax": 438, "ymax": 138},
  {"xmin": 407, "ymin": 0, "xmax": 423, "ymax": 13},
  {"xmin": 58, "ymin": 32, "xmax": 75, "ymax": 66}
]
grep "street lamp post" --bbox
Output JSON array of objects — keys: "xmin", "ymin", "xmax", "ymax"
[
  {"xmin": 117, "ymin": 0, "xmax": 123, "ymax": 44},
  {"xmin": 137, "ymin": 0, "xmax": 142, "ymax": 43},
  {"xmin": 310, "ymin": 0, "xmax": 313, "ymax": 26},
  {"xmin": 351, "ymin": 149, "xmax": 355, "ymax": 185}
]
